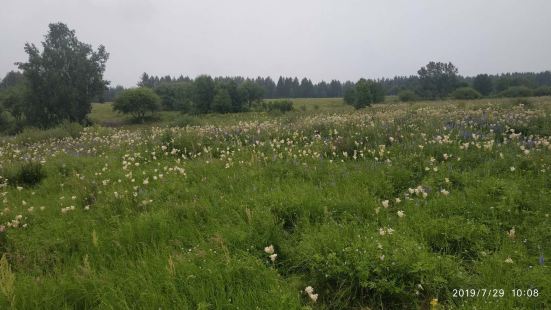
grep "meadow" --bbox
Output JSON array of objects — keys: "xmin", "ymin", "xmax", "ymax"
[{"xmin": 0, "ymin": 97, "xmax": 550, "ymax": 309}]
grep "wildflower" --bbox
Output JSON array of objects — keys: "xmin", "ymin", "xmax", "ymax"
[
  {"xmin": 505, "ymin": 257, "xmax": 514, "ymax": 264},
  {"xmin": 0, "ymin": 225, "xmax": 5, "ymax": 233},
  {"xmin": 440, "ymin": 189, "xmax": 449, "ymax": 196},
  {"xmin": 444, "ymin": 177, "xmax": 450, "ymax": 183},
  {"xmin": 397, "ymin": 210, "xmax": 405, "ymax": 218},
  {"xmin": 507, "ymin": 227, "xmax": 515, "ymax": 239},
  {"xmin": 264, "ymin": 245, "xmax": 274, "ymax": 254},
  {"xmin": 395, "ymin": 198, "xmax": 401, "ymax": 203},
  {"xmin": 17, "ymin": 186, "xmax": 23, "ymax": 191},
  {"xmin": 430, "ymin": 298, "xmax": 439, "ymax": 308},
  {"xmin": 379, "ymin": 254, "xmax": 385, "ymax": 261},
  {"xmin": 382, "ymin": 200, "xmax": 389, "ymax": 208},
  {"xmin": 304, "ymin": 286, "xmax": 318, "ymax": 303},
  {"xmin": 269, "ymin": 254, "xmax": 277, "ymax": 262},
  {"xmin": 510, "ymin": 166, "xmax": 515, "ymax": 172}
]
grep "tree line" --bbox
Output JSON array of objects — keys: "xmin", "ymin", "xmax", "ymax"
[{"xmin": 138, "ymin": 73, "xmax": 352, "ymax": 99}]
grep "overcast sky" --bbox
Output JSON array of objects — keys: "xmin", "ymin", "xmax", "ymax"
[{"xmin": 1, "ymin": 0, "xmax": 550, "ymax": 87}]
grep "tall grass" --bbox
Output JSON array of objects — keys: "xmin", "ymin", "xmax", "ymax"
[{"xmin": 0, "ymin": 98, "xmax": 550, "ymax": 309}]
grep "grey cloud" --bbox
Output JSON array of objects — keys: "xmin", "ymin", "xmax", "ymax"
[{"xmin": 1, "ymin": 0, "xmax": 550, "ymax": 87}]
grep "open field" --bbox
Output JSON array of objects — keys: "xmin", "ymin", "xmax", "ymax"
[
  {"xmin": 1, "ymin": 98, "xmax": 550, "ymax": 309},
  {"xmin": 88, "ymin": 98, "xmax": 353, "ymax": 128}
]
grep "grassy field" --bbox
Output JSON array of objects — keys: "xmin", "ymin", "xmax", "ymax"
[{"xmin": 0, "ymin": 98, "xmax": 550, "ymax": 309}]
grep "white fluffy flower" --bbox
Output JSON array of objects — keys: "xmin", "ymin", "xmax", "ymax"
[{"xmin": 264, "ymin": 245, "xmax": 274, "ymax": 254}]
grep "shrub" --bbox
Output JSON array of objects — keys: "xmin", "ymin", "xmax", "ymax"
[
  {"xmin": 0, "ymin": 109, "xmax": 16, "ymax": 134},
  {"xmin": 451, "ymin": 87, "xmax": 482, "ymax": 100},
  {"xmin": 2, "ymin": 161, "xmax": 46, "ymax": 187},
  {"xmin": 498, "ymin": 86, "xmax": 533, "ymax": 98},
  {"xmin": 398, "ymin": 90, "xmax": 418, "ymax": 102},
  {"xmin": 534, "ymin": 86, "xmax": 551, "ymax": 97},
  {"xmin": 256, "ymin": 100, "xmax": 294, "ymax": 113},
  {"xmin": 113, "ymin": 88, "xmax": 161, "ymax": 121}
]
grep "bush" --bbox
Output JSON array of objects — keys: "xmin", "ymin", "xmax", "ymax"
[
  {"xmin": 451, "ymin": 87, "xmax": 482, "ymax": 100},
  {"xmin": 255, "ymin": 100, "xmax": 294, "ymax": 113},
  {"xmin": 113, "ymin": 88, "xmax": 161, "ymax": 121},
  {"xmin": 0, "ymin": 109, "xmax": 17, "ymax": 134},
  {"xmin": 534, "ymin": 86, "xmax": 551, "ymax": 97},
  {"xmin": 2, "ymin": 161, "xmax": 46, "ymax": 187},
  {"xmin": 398, "ymin": 90, "xmax": 418, "ymax": 102},
  {"xmin": 498, "ymin": 86, "xmax": 533, "ymax": 98}
]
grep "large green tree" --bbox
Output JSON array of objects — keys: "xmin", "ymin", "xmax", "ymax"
[
  {"xmin": 0, "ymin": 71, "xmax": 25, "ymax": 90},
  {"xmin": 192, "ymin": 75, "xmax": 215, "ymax": 114},
  {"xmin": 113, "ymin": 87, "xmax": 161, "ymax": 121},
  {"xmin": 212, "ymin": 86, "xmax": 232, "ymax": 113},
  {"xmin": 417, "ymin": 62, "xmax": 459, "ymax": 99},
  {"xmin": 238, "ymin": 81, "xmax": 264, "ymax": 110},
  {"xmin": 344, "ymin": 79, "xmax": 385, "ymax": 109},
  {"xmin": 472, "ymin": 74, "xmax": 493, "ymax": 96},
  {"xmin": 17, "ymin": 23, "xmax": 109, "ymax": 127}
]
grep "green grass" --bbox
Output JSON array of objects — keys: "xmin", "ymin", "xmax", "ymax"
[{"xmin": 1, "ymin": 98, "xmax": 550, "ymax": 309}]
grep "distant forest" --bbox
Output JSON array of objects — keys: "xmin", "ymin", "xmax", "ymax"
[{"xmin": 96, "ymin": 70, "xmax": 551, "ymax": 102}]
